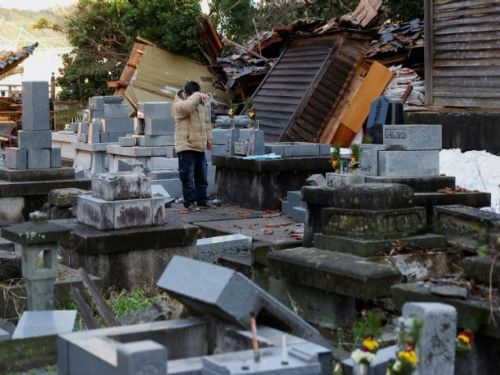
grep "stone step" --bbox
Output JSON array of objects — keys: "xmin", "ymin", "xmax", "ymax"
[
  {"xmin": 268, "ymin": 247, "xmax": 402, "ymax": 300},
  {"xmin": 215, "ymin": 254, "xmax": 252, "ymax": 278},
  {"xmin": 433, "ymin": 205, "xmax": 500, "ymax": 252},
  {"xmin": 463, "ymin": 256, "xmax": 500, "ymax": 287},
  {"xmin": 302, "ymin": 183, "xmax": 415, "ymax": 210},
  {"xmin": 322, "ymin": 206, "xmax": 427, "ymax": 239},
  {"xmin": 314, "ymin": 233, "xmax": 447, "ymax": 257},
  {"xmin": 365, "ymin": 175, "xmax": 456, "ymax": 192}
]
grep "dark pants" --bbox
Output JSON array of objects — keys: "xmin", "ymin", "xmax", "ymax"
[{"xmin": 178, "ymin": 150, "xmax": 208, "ymax": 207}]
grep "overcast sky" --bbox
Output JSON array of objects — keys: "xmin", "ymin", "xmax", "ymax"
[{"xmin": 0, "ymin": 0, "xmax": 210, "ymax": 12}]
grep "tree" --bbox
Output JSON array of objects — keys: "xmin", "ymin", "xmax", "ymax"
[
  {"xmin": 56, "ymin": 0, "xmax": 202, "ymax": 101},
  {"xmin": 209, "ymin": 0, "xmax": 257, "ymax": 43}
]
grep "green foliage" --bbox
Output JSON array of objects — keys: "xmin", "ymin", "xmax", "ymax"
[
  {"xmin": 477, "ymin": 244, "xmax": 489, "ymax": 257},
  {"xmin": 255, "ymin": 0, "xmax": 358, "ymax": 29},
  {"xmin": 107, "ymin": 288, "xmax": 159, "ymax": 317},
  {"xmin": 384, "ymin": 0, "xmax": 424, "ymax": 22},
  {"xmin": 399, "ymin": 318, "xmax": 424, "ymax": 346},
  {"xmin": 352, "ymin": 311, "xmax": 383, "ymax": 343},
  {"xmin": 211, "ymin": 0, "xmax": 256, "ymax": 43},
  {"xmin": 57, "ymin": 0, "xmax": 203, "ymax": 101}
]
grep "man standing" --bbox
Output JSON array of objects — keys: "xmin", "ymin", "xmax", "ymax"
[{"xmin": 174, "ymin": 81, "xmax": 213, "ymax": 210}]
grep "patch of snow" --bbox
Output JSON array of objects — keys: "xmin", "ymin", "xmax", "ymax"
[{"xmin": 440, "ymin": 149, "xmax": 500, "ymax": 213}]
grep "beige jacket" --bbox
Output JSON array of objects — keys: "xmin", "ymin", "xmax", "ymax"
[{"xmin": 174, "ymin": 91, "xmax": 212, "ymax": 153}]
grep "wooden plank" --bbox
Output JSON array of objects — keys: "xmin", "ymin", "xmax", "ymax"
[
  {"xmin": 435, "ymin": 5, "xmax": 500, "ymax": 21},
  {"xmin": 435, "ymin": 31, "xmax": 500, "ymax": 44},
  {"xmin": 434, "ymin": 76, "xmax": 500, "ymax": 88},
  {"xmin": 434, "ymin": 23, "xmax": 500, "ymax": 36},
  {"xmin": 434, "ymin": 58, "xmax": 500, "ymax": 67},
  {"xmin": 328, "ymin": 61, "xmax": 392, "ymax": 146},
  {"xmin": 434, "ymin": 96, "xmax": 500, "ymax": 108},
  {"xmin": 319, "ymin": 65, "xmax": 366, "ymax": 144},
  {"xmin": 425, "ymin": 0, "xmax": 434, "ymax": 105},
  {"xmin": 434, "ymin": 41, "xmax": 500, "ymax": 53},
  {"xmin": 433, "ymin": 66, "xmax": 500, "ymax": 77},
  {"xmin": 434, "ymin": 88, "xmax": 500, "ymax": 98},
  {"xmin": 434, "ymin": 0, "xmax": 495, "ymax": 12},
  {"xmin": 79, "ymin": 267, "xmax": 119, "ymax": 327},
  {"xmin": 434, "ymin": 14, "xmax": 500, "ymax": 30},
  {"xmin": 69, "ymin": 288, "xmax": 98, "ymax": 330},
  {"xmin": 435, "ymin": 50, "xmax": 500, "ymax": 59}
]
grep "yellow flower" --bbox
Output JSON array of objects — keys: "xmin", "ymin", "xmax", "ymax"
[
  {"xmin": 398, "ymin": 350, "xmax": 418, "ymax": 365},
  {"xmin": 458, "ymin": 334, "xmax": 471, "ymax": 345},
  {"xmin": 362, "ymin": 338, "xmax": 380, "ymax": 353}
]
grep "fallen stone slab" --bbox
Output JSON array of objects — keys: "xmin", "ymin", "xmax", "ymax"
[
  {"xmin": 268, "ymin": 248, "xmax": 402, "ymax": 300},
  {"xmin": 157, "ymin": 256, "xmax": 330, "ymax": 348},
  {"xmin": 196, "ymin": 234, "xmax": 252, "ymax": 263},
  {"xmin": 313, "ymin": 233, "xmax": 447, "ymax": 257},
  {"xmin": 433, "ymin": 205, "xmax": 500, "ymax": 252},
  {"xmin": 12, "ymin": 310, "xmax": 77, "ymax": 339}
]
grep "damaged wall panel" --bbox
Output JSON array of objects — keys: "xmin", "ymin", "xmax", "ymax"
[
  {"xmin": 425, "ymin": 0, "xmax": 500, "ymax": 108},
  {"xmin": 251, "ymin": 33, "xmax": 369, "ymax": 142}
]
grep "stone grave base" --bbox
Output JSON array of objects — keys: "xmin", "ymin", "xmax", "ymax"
[
  {"xmin": 52, "ymin": 131, "xmax": 78, "ymax": 161},
  {"xmin": 268, "ymin": 276, "xmax": 356, "ymax": 329},
  {"xmin": 0, "ymin": 167, "xmax": 91, "ymax": 226},
  {"xmin": 213, "ymin": 155, "xmax": 332, "ymax": 210},
  {"xmin": 58, "ymin": 220, "xmax": 198, "ymax": 289}
]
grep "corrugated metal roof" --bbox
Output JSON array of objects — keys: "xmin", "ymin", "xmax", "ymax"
[
  {"xmin": 251, "ymin": 33, "xmax": 369, "ymax": 142},
  {"xmin": 425, "ymin": 0, "xmax": 500, "ymax": 108}
]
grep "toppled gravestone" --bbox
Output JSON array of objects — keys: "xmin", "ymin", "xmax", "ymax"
[{"xmin": 157, "ymin": 256, "xmax": 330, "ymax": 348}]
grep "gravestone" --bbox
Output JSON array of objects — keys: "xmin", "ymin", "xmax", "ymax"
[
  {"xmin": 77, "ymin": 172, "xmax": 166, "ymax": 230},
  {"xmin": 157, "ymin": 256, "xmax": 330, "ymax": 348},
  {"xmin": 366, "ymin": 96, "xmax": 404, "ymax": 143},
  {"xmin": 5, "ymin": 81, "xmax": 61, "ymax": 169},
  {"xmin": 402, "ymin": 302, "xmax": 457, "ymax": 375}
]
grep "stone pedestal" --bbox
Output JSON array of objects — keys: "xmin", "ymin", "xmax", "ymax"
[
  {"xmin": 52, "ymin": 131, "xmax": 78, "ymax": 161},
  {"xmin": 213, "ymin": 156, "xmax": 332, "ymax": 210},
  {"xmin": 58, "ymin": 220, "xmax": 198, "ymax": 289}
]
